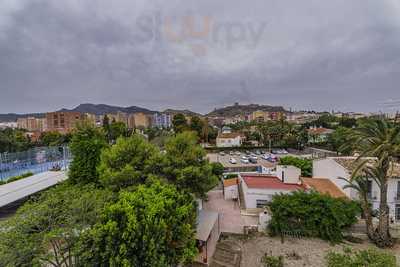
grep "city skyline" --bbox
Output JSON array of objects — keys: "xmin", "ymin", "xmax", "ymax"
[{"xmin": 1, "ymin": 0, "xmax": 400, "ymax": 114}]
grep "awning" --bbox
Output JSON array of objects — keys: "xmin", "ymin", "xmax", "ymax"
[{"xmin": 195, "ymin": 210, "xmax": 218, "ymax": 242}]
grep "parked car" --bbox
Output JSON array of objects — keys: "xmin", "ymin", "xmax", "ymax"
[
  {"xmin": 229, "ymin": 157, "xmax": 237, "ymax": 164},
  {"xmin": 249, "ymin": 157, "xmax": 257, "ymax": 164},
  {"xmin": 219, "ymin": 151, "xmax": 226, "ymax": 156},
  {"xmin": 235, "ymin": 151, "xmax": 241, "ymax": 156},
  {"xmin": 240, "ymin": 158, "xmax": 249, "ymax": 164},
  {"xmin": 241, "ymin": 156, "xmax": 248, "ymax": 160},
  {"xmin": 229, "ymin": 151, "xmax": 234, "ymax": 156},
  {"xmin": 255, "ymin": 150, "xmax": 261, "ymax": 155}
]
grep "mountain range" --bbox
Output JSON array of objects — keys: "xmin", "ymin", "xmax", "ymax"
[{"xmin": 0, "ymin": 103, "xmax": 288, "ymax": 122}]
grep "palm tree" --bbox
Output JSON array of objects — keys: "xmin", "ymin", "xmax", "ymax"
[
  {"xmin": 351, "ymin": 119, "xmax": 400, "ymax": 247},
  {"xmin": 340, "ymin": 175, "xmax": 374, "ymax": 239}
]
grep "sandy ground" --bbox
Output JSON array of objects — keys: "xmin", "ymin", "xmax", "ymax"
[{"xmin": 237, "ymin": 235, "xmax": 400, "ymax": 267}]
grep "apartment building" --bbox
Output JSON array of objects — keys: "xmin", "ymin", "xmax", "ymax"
[
  {"xmin": 128, "ymin": 112, "xmax": 151, "ymax": 129},
  {"xmin": 152, "ymin": 113, "xmax": 172, "ymax": 128},
  {"xmin": 17, "ymin": 117, "xmax": 47, "ymax": 132},
  {"xmin": 46, "ymin": 111, "xmax": 84, "ymax": 134}
]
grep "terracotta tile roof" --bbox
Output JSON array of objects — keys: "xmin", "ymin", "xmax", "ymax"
[
  {"xmin": 217, "ymin": 132, "xmax": 244, "ymax": 139},
  {"xmin": 302, "ymin": 177, "xmax": 348, "ymax": 199},
  {"xmin": 241, "ymin": 175, "xmax": 304, "ymax": 191},
  {"xmin": 223, "ymin": 178, "xmax": 238, "ymax": 187},
  {"xmin": 332, "ymin": 157, "xmax": 400, "ymax": 178}
]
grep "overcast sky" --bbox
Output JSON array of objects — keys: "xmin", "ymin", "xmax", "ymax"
[{"xmin": 1, "ymin": 0, "xmax": 400, "ymax": 114}]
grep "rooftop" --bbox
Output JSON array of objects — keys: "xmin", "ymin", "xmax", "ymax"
[
  {"xmin": 217, "ymin": 132, "xmax": 244, "ymax": 139},
  {"xmin": 241, "ymin": 175, "xmax": 304, "ymax": 191},
  {"xmin": 196, "ymin": 210, "xmax": 219, "ymax": 242},
  {"xmin": 330, "ymin": 157, "xmax": 400, "ymax": 177},
  {"xmin": 302, "ymin": 177, "xmax": 348, "ymax": 198},
  {"xmin": 223, "ymin": 178, "xmax": 238, "ymax": 187}
]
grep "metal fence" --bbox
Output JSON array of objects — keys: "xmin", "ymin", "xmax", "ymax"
[{"xmin": 0, "ymin": 146, "xmax": 72, "ymax": 181}]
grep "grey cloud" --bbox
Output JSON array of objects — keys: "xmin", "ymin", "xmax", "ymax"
[{"xmin": 0, "ymin": 0, "xmax": 400, "ymax": 114}]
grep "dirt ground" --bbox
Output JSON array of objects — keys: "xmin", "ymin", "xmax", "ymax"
[{"xmin": 236, "ymin": 235, "xmax": 400, "ymax": 267}]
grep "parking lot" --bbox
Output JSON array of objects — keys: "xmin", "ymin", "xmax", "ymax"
[{"xmin": 207, "ymin": 150, "xmax": 281, "ymax": 169}]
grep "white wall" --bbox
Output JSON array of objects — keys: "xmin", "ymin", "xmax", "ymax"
[
  {"xmin": 224, "ymin": 185, "xmax": 238, "ymax": 200},
  {"xmin": 216, "ymin": 136, "xmax": 242, "ymax": 147},
  {"xmin": 244, "ymin": 187, "xmax": 293, "ymax": 209},
  {"xmin": 276, "ymin": 165, "xmax": 301, "ymax": 184},
  {"xmin": 313, "ymin": 158, "xmax": 353, "ymax": 198}
]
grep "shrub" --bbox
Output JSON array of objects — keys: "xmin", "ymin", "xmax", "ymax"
[
  {"xmin": 326, "ymin": 247, "xmax": 397, "ymax": 267},
  {"xmin": 279, "ymin": 156, "xmax": 312, "ymax": 177},
  {"xmin": 268, "ymin": 191, "xmax": 360, "ymax": 243},
  {"xmin": 6, "ymin": 172, "xmax": 34, "ymax": 183},
  {"xmin": 262, "ymin": 253, "xmax": 284, "ymax": 267},
  {"xmin": 224, "ymin": 174, "xmax": 238, "ymax": 179}
]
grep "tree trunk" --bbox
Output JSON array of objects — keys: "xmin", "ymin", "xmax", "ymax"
[
  {"xmin": 361, "ymin": 196, "xmax": 374, "ymax": 240},
  {"xmin": 374, "ymin": 179, "xmax": 393, "ymax": 248}
]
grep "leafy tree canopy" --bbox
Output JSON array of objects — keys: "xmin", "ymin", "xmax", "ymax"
[
  {"xmin": 279, "ymin": 156, "xmax": 312, "ymax": 177},
  {"xmin": 0, "ymin": 184, "xmax": 112, "ymax": 267},
  {"xmin": 68, "ymin": 122, "xmax": 108, "ymax": 184},
  {"xmin": 98, "ymin": 134, "xmax": 160, "ymax": 191},
  {"xmin": 76, "ymin": 182, "xmax": 197, "ymax": 267}
]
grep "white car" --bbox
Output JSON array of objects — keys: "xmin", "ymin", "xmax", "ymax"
[
  {"xmin": 229, "ymin": 157, "xmax": 237, "ymax": 164},
  {"xmin": 241, "ymin": 156, "xmax": 248, "ymax": 160},
  {"xmin": 241, "ymin": 158, "xmax": 249, "ymax": 164},
  {"xmin": 235, "ymin": 151, "xmax": 241, "ymax": 156}
]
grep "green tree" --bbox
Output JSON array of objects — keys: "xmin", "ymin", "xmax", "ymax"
[
  {"xmin": 76, "ymin": 182, "xmax": 197, "ymax": 267},
  {"xmin": 0, "ymin": 184, "xmax": 112, "ymax": 267},
  {"xmin": 108, "ymin": 121, "xmax": 129, "ymax": 142},
  {"xmin": 68, "ymin": 123, "xmax": 107, "ymax": 184},
  {"xmin": 39, "ymin": 131, "xmax": 68, "ymax": 146},
  {"xmin": 268, "ymin": 191, "xmax": 360, "ymax": 243},
  {"xmin": 172, "ymin": 113, "xmax": 188, "ymax": 133},
  {"xmin": 98, "ymin": 134, "xmax": 160, "ymax": 191},
  {"xmin": 328, "ymin": 127, "xmax": 355, "ymax": 154},
  {"xmin": 351, "ymin": 119, "xmax": 400, "ymax": 247},
  {"xmin": 279, "ymin": 156, "xmax": 312, "ymax": 177},
  {"xmin": 160, "ymin": 132, "xmax": 218, "ymax": 198},
  {"xmin": 189, "ymin": 116, "xmax": 204, "ymax": 139}
]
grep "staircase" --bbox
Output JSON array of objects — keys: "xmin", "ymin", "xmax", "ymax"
[{"xmin": 210, "ymin": 241, "xmax": 241, "ymax": 267}]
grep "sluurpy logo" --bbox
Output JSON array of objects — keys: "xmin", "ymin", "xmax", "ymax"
[{"xmin": 134, "ymin": 12, "xmax": 268, "ymax": 56}]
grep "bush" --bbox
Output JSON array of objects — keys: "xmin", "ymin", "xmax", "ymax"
[
  {"xmin": 5, "ymin": 172, "xmax": 34, "ymax": 183},
  {"xmin": 224, "ymin": 174, "xmax": 238, "ymax": 179},
  {"xmin": 262, "ymin": 253, "xmax": 284, "ymax": 267},
  {"xmin": 268, "ymin": 191, "xmax": 360, "ymax": 243},
  {"xmin": 326, "ymin": 247, "xmax": 397, "ymax": 267},
  {"xmin": 279, "ymin": 156, "xmax": 312, "ymax": 177}
]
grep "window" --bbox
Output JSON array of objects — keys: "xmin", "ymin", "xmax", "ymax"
[
  {"xmin": 256, "ymin": 199, "xmax": 269, "ymax": 208},
  {"xmin": 396, "ymin": 204, "xmax": 400, "ymax": 221}
]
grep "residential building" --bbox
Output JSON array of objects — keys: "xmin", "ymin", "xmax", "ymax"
[
  {"xmin": 251, "ymin": 110, "xmax": 267, "ymax": 123},
  {"xmin": 17, "ymin": 117, "xmax": 47, "ymax": 132},
  {"xmin": 46, "ymin": 111, "xmax": 84, "ymax": 134},
  {"xmin": 313, "ymin": 157, "xmax": 400, "ymax": 223},
  {"xmin": 216, "ymin": 132, "xmax": 244, "ymax": 147},
  {"xmin": 238, "ymin": 166, "xmax": 304, "ymax": 209},
  {"xmin": 107, "ymin": 112, "xmax": 128, "ymax": 125},
  {"xmin": 128, "ymin": 112, "xmax": 151, "ymax": 129},
  {"xmin": 307, "ymin": 126, "xmax": 334, "ymax": 143},
  {"xmin": 152, "ymin": 113, "xmax": 172, "ymax": 128}
]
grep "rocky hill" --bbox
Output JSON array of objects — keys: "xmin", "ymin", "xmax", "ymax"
[
  {"xmin": 163, "ymin": 109, "xmax": 203, "ymax": 117},
  {"xmin": 207, "ymin": 103, "xmax": 287, "ymax": 117},
  {"xmin": 58, "ymin": 103, "xmax": 156, "ymax": 115}
]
